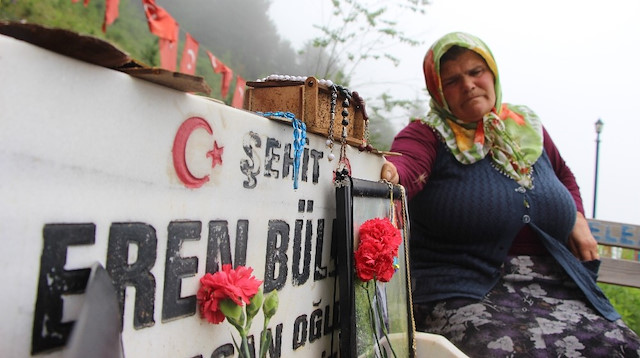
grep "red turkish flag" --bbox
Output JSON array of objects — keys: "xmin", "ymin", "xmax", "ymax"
[
  {"xmin": 206, "ymin": 51, "xmax": 233, "ymax": 98},
  {"xmin": 101, "ymin": 0, "xmax": 119, "ymax": 33},
  {"xmin": 142, "ymin": 0, "xmax": 178, "ymax": 42},
  {"xmin": 159, "ymin": 25, "xmax": 179, "ymax": 71},
  {"xmin": 231, "ymin": 76, "xmax": 246, "ymax": 109},
  {"xmin": 179, "ymin": 33, "xmax": 198, "ymax": 75}
]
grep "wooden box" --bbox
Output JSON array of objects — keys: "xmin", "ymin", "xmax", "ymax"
[{"xmin": 244, "ymin": 77, "xmax": 366, "ymax": 146}]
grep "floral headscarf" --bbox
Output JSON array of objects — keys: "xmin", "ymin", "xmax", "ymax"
[{"xmin": 420, "ymin": 32, "xmax": 543, "ymax": 189}]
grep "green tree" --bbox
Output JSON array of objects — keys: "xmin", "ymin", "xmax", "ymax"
[
  {"xmin": 300, "ymin": 0, "xmax": 431, "ymax": 150},
  {"xmin": 307, "ymin": 0, "xmax": 428, "ymax": 81},
  {"xmin": 368, "ymin": 93, "xmax": 429, "ymax": 151}
]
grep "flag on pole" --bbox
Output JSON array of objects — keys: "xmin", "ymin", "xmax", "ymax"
[
  {"xmin": 159, "ymin": 25, "xmax": 179, "ymax": 71},
  {"xmin": 231, "ymin": 76, "xmax": 246, "ymax": 109},
  {"xmin": 179, "ymin": 33, "xmax": 199, "ymax": 75},
  {"xmin": 206, "ymin": 51, "xmax": 233, "ymax": 98},
  {"xmin": 142, "ymin": 0, "xmax": 178, "ymax": 42},
  {"xmin": 102, "ymin": 0, "xmax": 119, "ymax": 33}
]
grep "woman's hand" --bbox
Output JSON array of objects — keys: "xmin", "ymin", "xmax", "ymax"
[
  {"xmin": 568, "ymin": 212, "xmax": 600, "ymax": 261},
  {"xmin": 381, "ymin": 161, "xmax": 399, "ymax": 184}
]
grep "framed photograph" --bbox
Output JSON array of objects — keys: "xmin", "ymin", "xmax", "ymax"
[{"xmin": 335, "ymin": 177, "xmax": 415, "ymax": 358}]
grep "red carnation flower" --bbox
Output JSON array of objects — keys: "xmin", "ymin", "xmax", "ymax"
[
  {"xmin": 374, "ymin": 251, "xmax": 396, "ymax": 282},
  {"xmin": 197, "ymin": 264, "xmax": 263, "ymax": 324},
  {"xmin": 354, "ymin": 238, "xmax": 386, "ymax": 281},
  {"xmin": 354, "ymin": 217, "xmax": 402, "ymax": 282}
]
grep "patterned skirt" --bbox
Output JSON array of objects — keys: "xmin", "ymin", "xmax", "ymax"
[{"xmin": 414, "ymin": 255, "xmax": 640, "ymax": 357}]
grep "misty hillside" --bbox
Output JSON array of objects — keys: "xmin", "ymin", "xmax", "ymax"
[
  {"xmin": 0, "ymin": 0, "xmax": 306, "ymax": 100},
  {"xmin": 157, "ymin": 0, "xmax": 302, "ymax": 80},
  {"xmin": 0, "ymin": 0, "xmax": 400, "ymax": 151}
]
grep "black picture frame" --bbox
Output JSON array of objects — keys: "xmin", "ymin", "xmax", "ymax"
[{"xmin": 335, "ymin": 176, "xmax": 415, "ymax": 358}]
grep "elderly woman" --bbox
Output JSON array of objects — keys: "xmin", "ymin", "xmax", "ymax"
[{"xmin": 382, "ymin": 32, "xmax": 640, "ymax": 357}]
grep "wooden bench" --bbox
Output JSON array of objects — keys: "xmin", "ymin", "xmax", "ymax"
[{"xmin": 588, "ymin": 219, "xmax": 640, "ymax": 288}]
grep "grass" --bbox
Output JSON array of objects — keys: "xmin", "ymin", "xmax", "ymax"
[{"xmin": 598, "ymin": 247, "xmax": 640, "ymax": 334}]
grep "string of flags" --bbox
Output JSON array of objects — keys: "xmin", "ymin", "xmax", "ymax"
[{"xmin": 73, "ymin": 0, "xmax": 246, "ymax": 107}]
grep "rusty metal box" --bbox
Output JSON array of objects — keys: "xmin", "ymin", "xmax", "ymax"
[{"xmin": 244, "ymin": 77, "xmax": 366, "ymax": 146}]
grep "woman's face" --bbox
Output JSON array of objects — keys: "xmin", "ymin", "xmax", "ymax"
[{"xmin": 440, "ymin": 50, "xmax": 496, "ymax": 123}]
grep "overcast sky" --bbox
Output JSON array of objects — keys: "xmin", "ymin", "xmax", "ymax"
[{"xmin": 269, "ymin": 0, "xmax": 640, "ymax": 225}]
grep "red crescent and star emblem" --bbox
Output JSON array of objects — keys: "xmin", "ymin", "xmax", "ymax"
[{"xmin": 172, "ymin": 116, "xmax": 224, "ymax": 188}]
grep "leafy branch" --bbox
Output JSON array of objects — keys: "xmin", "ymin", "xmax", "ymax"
[{"xmin": 307, "ymin": 0, "xmax": 428, "ymax": 81}]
